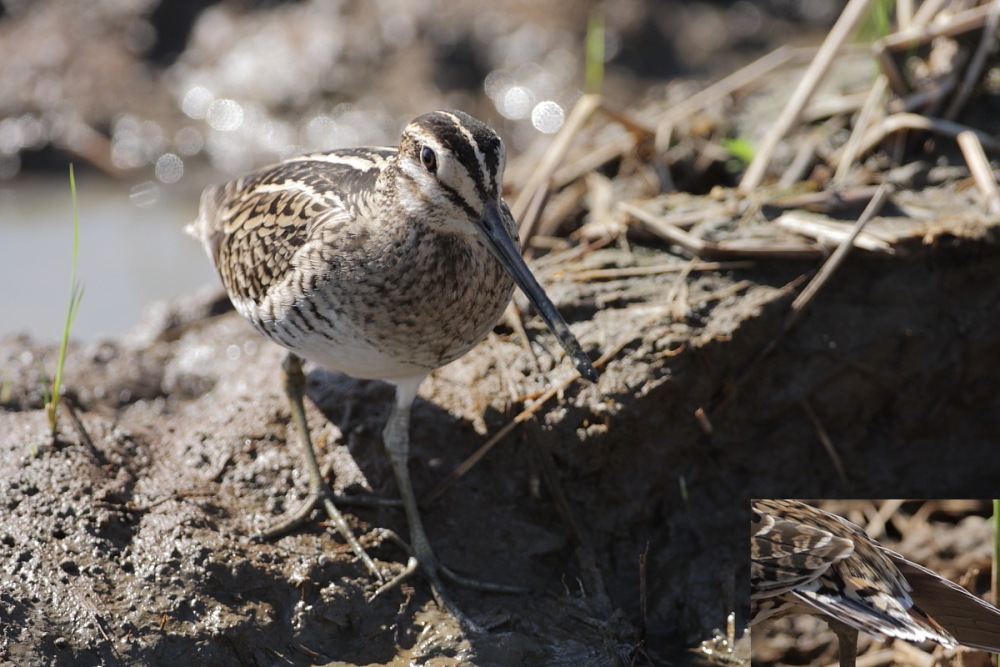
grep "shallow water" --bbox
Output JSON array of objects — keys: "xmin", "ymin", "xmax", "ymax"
[{"xmin": 0, "ymin": 173, "xmax": 218, "ymax": 343}]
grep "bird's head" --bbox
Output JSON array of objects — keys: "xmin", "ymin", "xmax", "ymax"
[
  {"xmin": 394, "ymin": 109, "xmax": 598, "ymax": 382},
  {"xmin": 395, "ymin": 109, "xmax": 509, "ymax": 239}
]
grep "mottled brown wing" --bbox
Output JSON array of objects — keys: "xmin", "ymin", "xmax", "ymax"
[
  {"xmin": 189, "ymin": 148, "xmax": 393, "ymax": 307},
  {"xmin": 751, "ymin": 499, "xmax": 855, "ymax": 599}
]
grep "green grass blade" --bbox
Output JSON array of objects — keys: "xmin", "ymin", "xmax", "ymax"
[
  {"xmin": 47, "ymin": 163, "xmax": 83, "ymax": 438},
  {"xmin": 856, "ymin": 0, "xmax": 895, "ymax": 42},
  {"xmin": 585, "ymin": 10, "xmax": 605, "ymax": 95}
]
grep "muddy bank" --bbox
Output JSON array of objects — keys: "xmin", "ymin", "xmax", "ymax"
[{"xmin": 3, "ymin": 216, "xmax": 1000, "ymax": 664}]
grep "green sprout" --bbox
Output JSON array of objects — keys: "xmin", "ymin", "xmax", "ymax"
[
  {"xmin": 857, "ymin": 0, "xmax": 895, "ymax": 42},
  {"xmin": 722, "ymin": 137, "xmax": 756, "ymax": 165},
  {"xmin": 585, "ymin": 10, "xmax": 605, "ymax": 95},
  {"xmin": 45, "ymin": 164, "xmax": 85, "ymax": 439}
]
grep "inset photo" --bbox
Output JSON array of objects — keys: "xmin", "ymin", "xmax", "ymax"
[{"xmin": 751, "ymin": 499, "xmax": 1000, "ymax": 666}]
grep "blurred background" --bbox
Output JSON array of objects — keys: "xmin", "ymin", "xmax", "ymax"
[{"xmin": 0, "ymin": 0, "xmax": 842, "ymax": 342}]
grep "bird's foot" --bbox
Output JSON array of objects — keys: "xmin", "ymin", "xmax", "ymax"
[
  {"xmin": 365, "ymin": 528, "xmax": 525, "ymax": 632},
  {"xmin": 253, "ymin": 486, "xmax": 385, "ymax": 583},
  {"xmin": 438, "ymin": 564, "xmax": 527, "ymax": 594},
  {"xmin": 252, "ymin": 488, "xmax": 326, "ymax": 542}
]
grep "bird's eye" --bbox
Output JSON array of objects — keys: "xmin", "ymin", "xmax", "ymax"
[{"xmin": 420, "ymin": 146, "xmax": 437, "ymax": 173}]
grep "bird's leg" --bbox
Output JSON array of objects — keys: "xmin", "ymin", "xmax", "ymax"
[
  {"xmin": 373, "ymin": 379, "xmax": 526, "ymax": 629},
  {"xmin": 828, "ymin": 619, "xmax": 859, "ymax": 667},
  {"xmin": 254, "ymin": 352, "xmax": 383, "ymax": 582},
  {"xmin": 374, "ymin": 379, "xmax": 483, "ymax": 630}
]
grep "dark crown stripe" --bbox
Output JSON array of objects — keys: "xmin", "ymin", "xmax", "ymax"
[{"xmin": 422, "ymin": 111, "xmax": 502, "ymax": 201}]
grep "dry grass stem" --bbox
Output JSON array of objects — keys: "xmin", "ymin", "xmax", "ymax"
[
  {"xmin": 786, "ymin": 183, "xmax": 892, "ymax": 321},
  {"xmin": 620, "ymin": 201, "xmax": 824, "ymax": 259},
  {"xmin": 767, "ymin": 186, "xmax": 884, "ymax": 211},
  {"xmin": 833, "ymin": 74, "xmax": 889, "ymax": 183},
  {"xmin": 655, "ymin": 45, "xmax": 797, "ymax": 129},
  {"xmin": 693, "ymin": 407, "xmax": 713, "ymax": 436},
  {"xmin": 957, "ymin": 130, "xmax": 1000, "ymax": 214},
  {"xmin": 803, "ymin": 90, "xmax": 871, "ymax": 123},
  {"xmin": 775, "ymin": 212, "xmax": 895, "ymax": 254},
  {"xmin": 850, "ymin": 113, "xmax": 1000, "ymax": 164},
  {"xmin": 897, "ymin": 0, "xmax": 914, "ymax": 28},
  {"xmin": 562, "ymin": 261, "xmax": 754, "ymax": 282},
  {"xmin": 513, "ymin": 93, "xmax": 602, "ymax": 244},
  {"xmin": 551, "ymin": 133, "xmax": 635, "ymax": 190},
  {"xmin": 912, "ymin": 0, "xmax": 949, "ymax": 27},
  {"xmin": 501, "ymin": 302, "xmax": 540, "ymax": 370},
  {"xmin": 777, "ymin": 132, "xmax": 820, "ymax": 188}
]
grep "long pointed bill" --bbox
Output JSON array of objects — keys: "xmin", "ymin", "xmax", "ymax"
[{"xmin": 479, "ymin": 201, "xmax": 598, "ymax": 382}]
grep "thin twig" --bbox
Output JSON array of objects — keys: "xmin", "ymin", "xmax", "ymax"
[
  {"xmin": 551, "ymin": 133, "xmax": 636, "ymax": 190},
  {"xmin": 785, "ymin": 183, "xmax": 892, "ymax": 328},
  {"xmin": 775, "ymin": 212, "xmax": 896, "ymax": 254},
  {"xmin": 890, "ymin": 1, "xmax": 996, "ymax": 48},
  {"xmin": 519, "ymin": 184, "xmax": 552, "ymax": 251},
  {"xmin": 897, "ymin": 0, "xmax": 914, "ymax": 29},
  {"xmin": 803, "ymin": 90, "xmax": 871, "ymax": 123},
  {"xmin": 801, "ymin": 398, "xmax": 848, "ymax": 484},
  {"xmin": 656, "ymin": 45, "xmax": 797, "ymax": 129},
  {"xmin": 765, "ymin": 185, "xmax": 883, "ymax": 211},
  {"xmin": 777, "ymin": 132, "xmax": 820, "ymax": 188},
  {"xmin": 911, "ymin": 0, "xmax": 948, "ymax": 27},
  {"xmin": 598, "ymin": 103, "xmax": 655, "ymax": 137},
  {"xmin": 61, "ymin": 395, "xmax": 105, "ymax": 466},
  {"xmin": 630, "ymin": 202, "xmax": 736, "ymax": 230},
  {"xmin": 534, "ymin": 179, "xmax": 588, "ymax": 240},
  {"xmin": 531, "ymin": 235, "xmax": 613, "ymax": 270},
  {"xmin": 501, "ymin": 302, "xmax": 541, "ymax": 371},
  {"xmin": 665, "ymin": 256, "xmax": 697, "ymax": 322},
  {"xmin": 886, "ymin": 73, "xmax": 958, "ymax": 115}
]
